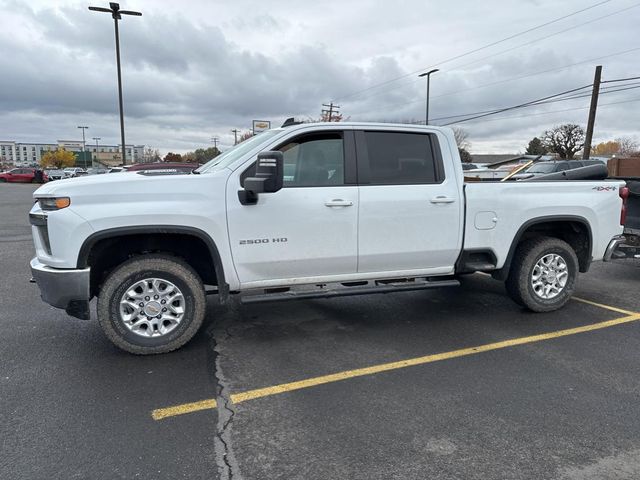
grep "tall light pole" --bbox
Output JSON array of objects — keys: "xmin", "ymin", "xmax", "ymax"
[
  {"xmin": 88, "ymin": 3, "xmax": 141, "ymax": 165},
  {"xmin": 77, "ymin": 126, "xmax": 89, "ymax": 151},
  {"xmin": 418, "ymin": 68, "xmax": 439, "ymax": 125},
  {"xmin": 92, "ymin": 137, "xmax": 101, "ymax": 149},
  {"xmin": 77, "ymin": 126, "xmax": 89, "ymax": 168}
]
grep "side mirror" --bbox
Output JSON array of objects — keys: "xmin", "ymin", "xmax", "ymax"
[{"xmin": 238, "ymin": 151, "xmax": 284, "ymax": 205}]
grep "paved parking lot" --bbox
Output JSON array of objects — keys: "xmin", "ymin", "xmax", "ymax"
[{"xmin": 2, "ymin": 182, "xmax": 640, "ymax": 480}]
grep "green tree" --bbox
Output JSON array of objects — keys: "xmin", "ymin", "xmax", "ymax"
[
  {"xmin": 525, "ymin": 137, "xmax": 548, "ymax": 155},
  {"xmin": 543, "ymin": 124, "xmax": 585, "ymax": 159},
  {"xmin": 181, "ymin": 147, "xmax": 221, "ymax": 164},
  {"xmin": 40, "ymin": 148, "xmax": 76, "ymax": 169}
]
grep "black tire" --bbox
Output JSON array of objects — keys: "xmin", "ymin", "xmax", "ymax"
[
  {"xmin": 505, "ymin": 236, "xmax": 578, "ymax": 312},
  {"xmin": 0, "ymin": 178, "xmax": 6, "ymax": 182},
  {"xmin": 97, "ymin": 254, "xmax": 206, "ymax": 354}
]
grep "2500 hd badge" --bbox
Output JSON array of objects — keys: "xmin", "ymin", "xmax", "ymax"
[{"xmin": 239, "ymin": 237, "xmax": 288, "ymax": 245}]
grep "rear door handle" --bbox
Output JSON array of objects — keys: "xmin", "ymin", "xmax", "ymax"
[
  {"xmin": 430, "ymin": 196, "xmax": 455, "ymax": 204},
  {"xmin": 325, "ymin": 199, "xmax": 353, "ymax": 207}
]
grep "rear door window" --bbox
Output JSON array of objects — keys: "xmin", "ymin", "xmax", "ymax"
[{"xmin": 361, "ymin": 131, "xmax": 439, "ymax": 185}]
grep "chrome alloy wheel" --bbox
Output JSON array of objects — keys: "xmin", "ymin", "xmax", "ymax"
[
  {"xmin": 531, "ymin": 253, "xmax": 569, "ymax": 300},
  {"xmin": 119, "ymin": 278, "xmax": 185, "ymax": 338}
]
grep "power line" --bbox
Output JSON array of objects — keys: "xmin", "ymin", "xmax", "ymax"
[
  {"xmin": 602, "ymin": 75, "xmax": 640, "ymax": 83},
  {"xmin": 429, "ymin": 86, "xmax": 593, "ymax": 123},
  {"xmin": 332, "ymin": 0, "xmax": 615, "ymax": 102},
  {"xmin": 351, "ymin": 46, "xmax": 640, "ymax": 106},
  {"xmin": 438, "ymin": 83, "xmax": 640, "ymax": 125},
  {"xmin": 455, "ymin": 96, "xmax": 640, "ymax": 124},
  {"xmin": 437, "ymin": 83, "xmax": 593, "ymax": 125},
  {"xmin": 443, "ymin": 2, "xmax": 640, "ymax": 73}
]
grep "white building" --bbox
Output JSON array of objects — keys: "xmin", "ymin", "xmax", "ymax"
[{"xmin": 0, "ymin": 140, "xmax": 144, "ymax": 166}]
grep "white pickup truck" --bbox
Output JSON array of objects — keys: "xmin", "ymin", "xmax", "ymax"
[{"xmin": 29, "ymin": 122, "xmax": 626, "ymax": 354}]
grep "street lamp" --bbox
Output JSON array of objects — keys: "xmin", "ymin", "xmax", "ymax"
[
  {"xmin": 418, "ymin": 68, "xmax": 439, "ymax": 125},
  {"xmin": 77, "ymin": 126, "xmax": 89, "ymax": 151},
  {"xmin": 88, "ymin": 3, "xmax": 141, "ymax": 165},
  {"xmin": 92, "ymin": 137, "xmax": 101, "ymax": 149},
  {"xmin": 77, "ymin": 126, "xmax": 89, "ymax": 168}
]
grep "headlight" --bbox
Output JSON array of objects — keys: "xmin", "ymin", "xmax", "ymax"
[{"xmin": 37, "ymin": 197, "xmax": 71, "ymax": 210}]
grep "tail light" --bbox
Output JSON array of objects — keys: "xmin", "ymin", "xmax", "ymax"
[{"xmin": 619, "ymin": 186, "xmax": 629, "ymax": 226}]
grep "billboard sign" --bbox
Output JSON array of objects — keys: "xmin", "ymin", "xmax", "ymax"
[{"xmin": 252, "ymin": 120, "xmax": 271, "ymax": 133}]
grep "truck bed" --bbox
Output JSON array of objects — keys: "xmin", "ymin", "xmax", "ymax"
[
  {"xmin": 625, "ymin": 180, "xmax": 640, "ymax": 233},
  {"xmin": 462, "ymin": 180, "xmax": 625, "ymax": 269}
]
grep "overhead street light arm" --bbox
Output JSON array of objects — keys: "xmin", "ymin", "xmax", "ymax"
[
  {"xmin": 418, "ymin": 69, "xmax": 440, "ymax": 124},
  {"xmin": 88, "ymin": 3, "xmax": 141, "ymax": 164}
]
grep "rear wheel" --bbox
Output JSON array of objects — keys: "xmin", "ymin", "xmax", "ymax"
[
  {"xmin": 97, "ymin": 254, "xmax": 206, "ymax": 354},
  {"xmin": 505, "ymin": 236, "xmax": 578, "ymax": 312}
]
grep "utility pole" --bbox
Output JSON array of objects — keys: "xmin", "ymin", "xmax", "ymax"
[
  {"xmin": 211, "ymin": 136, "xmax": 219, "ymax": 151},
  {"xmin": 322, "ymin": 102, "xmax": 340, "ymax": 122},
  {"xmin": 231, "ymin": 129, "xmax": 238, "ymax": 145},
  {"xmin": 89, "ymin": 3, "xmax": 142, "ymax": 165},
  {"xmin": 583, "ymin": 65, "xmax": 602, "ymax": 160}
]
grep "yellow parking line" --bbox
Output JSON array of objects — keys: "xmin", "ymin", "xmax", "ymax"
[
  {"xmin": 151, "ymin": 398, "xmax": 217, "ymax": 421},
  {"xmin": 152, "ymin": 311, "xmax": 640, "ymax": 420},
  {"xmin": 572, "ymin": 297, "xmax": 637, "ymax": 316}
]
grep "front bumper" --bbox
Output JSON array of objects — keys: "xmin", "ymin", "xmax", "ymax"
[{"xmin": 30, "ymin": 257, "xmax": 91, "ymax": 319}]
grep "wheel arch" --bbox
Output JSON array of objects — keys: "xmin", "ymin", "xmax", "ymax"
[
  {"xmin": 493, "ymin": 215, "xmax": 593, "ymax": 281},
  {"xmin": 77, "ymin": 225, "xmax": 228, "ymax": 302}
]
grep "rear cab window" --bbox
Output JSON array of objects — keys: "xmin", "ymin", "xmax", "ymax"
[{"xmin": 356, "ymin": 130, "xmax": 444, "ymax": 185}]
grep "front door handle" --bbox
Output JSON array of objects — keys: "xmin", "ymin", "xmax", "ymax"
[
  {"xmin": 325, "ymin": 199, "xmax": 353, "ymax": 207},
  {"xmin": 430, "ymin": 196, "xmax": 455, "ymax": 204}
]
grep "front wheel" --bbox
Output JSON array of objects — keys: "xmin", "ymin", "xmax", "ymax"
[
  {"xmin": 97, "ymin": 254, "xmax": 206, "ymax": 354},
  {"xmin": 505, "ymin": 236, "xmax": 578, "ymax": 312}
]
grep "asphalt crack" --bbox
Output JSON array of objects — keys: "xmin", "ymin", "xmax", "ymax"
[{"xmin": 208, "ymin": 323, "xmax": 242, "ymax": 480}]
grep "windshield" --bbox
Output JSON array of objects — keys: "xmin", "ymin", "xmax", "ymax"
[
  {"xmin": 527, "ymin": 163, "xmax": 557, "ymax": 174},
  {"xmin": 195, "ymin": 130, "xmax": 282, "ymax": 173}
]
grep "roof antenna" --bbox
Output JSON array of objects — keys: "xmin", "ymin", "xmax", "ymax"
[{"xmin": 282, "ymin": 117, "xmax": 302, "ymax": 127}]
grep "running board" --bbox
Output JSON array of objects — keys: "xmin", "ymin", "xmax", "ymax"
[{"xmin": 240, "ymin": 278, "xmax": 460, "ymax": 304}]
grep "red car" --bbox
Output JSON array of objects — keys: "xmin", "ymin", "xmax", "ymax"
[{"xmin": 0, "ymin": 167, "xmax": 48, "ymax": 183}]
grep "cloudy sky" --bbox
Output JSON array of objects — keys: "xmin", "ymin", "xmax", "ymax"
[{"xmin": 1, "ymin": 0, "xmax": 638, "ymax": 154}]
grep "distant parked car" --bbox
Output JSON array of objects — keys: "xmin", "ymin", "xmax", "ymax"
[
  {"xmin": 63, "ymin": 167, "xmax": 86, "ymax": 178},
  {"xmin": 108, "ymin": 167, "xmax": 124, "ymax": 173},
  {"xmin": 0, "ymin": 167, "xmax": 48, "ymax": 183},
  {"xmin": 512, "ymin": 160, "xmax": 604, "ymax": 180},
  {"xmin": 126, "ymin": 162, "xmax": 198, "ymax": 174},
  {"xmin": 86, "ymin": 167, "xmax": 109, "ymax": 175},
  {"xmin": 44, "ymin": 169, "xmax": 69, "ymax": 181}
]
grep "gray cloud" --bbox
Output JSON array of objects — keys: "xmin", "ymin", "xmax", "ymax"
[{"xmin": 0, "ymin": 0, "xmax": 638, "ymax": 153}]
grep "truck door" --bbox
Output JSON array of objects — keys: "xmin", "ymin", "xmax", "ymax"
[
  {"xmin": 226, "ymin": 130, "xmax": 359, "ymax": 285},
  {"xmin": 356, "ymin": 130, "xmax": 462, "ymax": 274}
]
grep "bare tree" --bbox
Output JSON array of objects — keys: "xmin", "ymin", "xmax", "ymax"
[
  {"xmin": 142, "ymin": 147, "xmax": 161, "ymax": 163},
  {"xmin": 615, "ymin": 136, "xmax": 639, "ymax": 156},
  {"xmin": 543, "ymin": 124, "xmax": 585, "ymax": 159},
  {"xmin": 452, "ymin": 127, "xmax": 472, "ymax": 163},
  {"xmin": 452, "ymin": 127, "xmax": 470, "ymax": 151}
]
